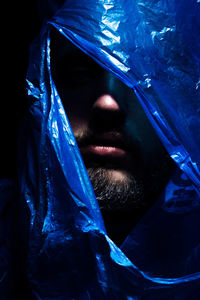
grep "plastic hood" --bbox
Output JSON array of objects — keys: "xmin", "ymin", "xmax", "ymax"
[{"xmin": 19, "ymin": 0, "xmax": 200, "ymax": 298}]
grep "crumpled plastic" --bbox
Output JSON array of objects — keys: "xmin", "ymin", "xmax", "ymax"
[{"xmin": 17, "ymin": 0, "xmax": 200, "ymax": 298}]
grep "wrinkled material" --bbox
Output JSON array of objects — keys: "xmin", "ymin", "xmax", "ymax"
[{"xmin": 12, "ymin": 0, "xmax": 200, "ymax": 298}]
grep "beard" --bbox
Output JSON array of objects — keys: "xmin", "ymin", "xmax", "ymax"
[
  {"xmin": 75, "ymin": 131, "xmax": 175, "ymax": 218},
  {"xmin": 86, "ymin": 152, "xmax": 174, "ymax": 218},
  {"xmin": 87, "ymin": 166, "xmax": 144, "ymax": 213},
  {"xmin": 76, "ymin": 130, "xmax": 175, "ymax": 244}
]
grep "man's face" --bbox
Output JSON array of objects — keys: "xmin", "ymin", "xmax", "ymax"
[{"xmin": 51, "ymin": 31, "xmax": 175, "ymax": 223}]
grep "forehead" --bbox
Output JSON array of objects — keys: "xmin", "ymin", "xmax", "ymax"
[{"xmin": 50, "ymin": 29, "xmax": 94, "ymax": 66}]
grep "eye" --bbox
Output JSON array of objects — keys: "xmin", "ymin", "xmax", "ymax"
[
  {"xmin": 51, "ymin": 50, "xmax": 103, "ymax": 88},
  {"xmin": 58, "ymin": 63, "xmax": 101, "ymax": 87},
  {"xmin": 71, "ymin": 65, "xmax": 92, "ymax": 77}
]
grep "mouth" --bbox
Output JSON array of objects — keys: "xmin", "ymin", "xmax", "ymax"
[
  {"xmin": 80, "ymin": 144, "xmax": 128, "ymax": 157},
  {"xmin": 78, "ymin": 132, "xmax": 133, "ymax": 164}
]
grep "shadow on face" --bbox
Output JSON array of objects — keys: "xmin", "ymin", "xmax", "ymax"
[{"xmin": 50, "ymin": 29, "xmax": 176, "ymax": 244}]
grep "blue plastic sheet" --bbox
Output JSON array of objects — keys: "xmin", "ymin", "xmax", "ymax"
[{"xmin": 16, "ymin": 0, "xmax": 200, "ymax": 298}]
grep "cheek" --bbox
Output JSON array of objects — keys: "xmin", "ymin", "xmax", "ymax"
[
  {"xmin": 68, "ymin": 114, "xmax": 89, "ymax": 135},
  {"xmin": 125, "ymin": 100, "xmax": 167, "ymax": 166},
  {"xmin": 59, "ymin": 88, "xmax": 93, "ymax": 133}
]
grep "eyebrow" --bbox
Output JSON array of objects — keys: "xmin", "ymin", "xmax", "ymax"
[{"xmin": 52, "ymin": 40, "xmax": 99, "ymax": 70}]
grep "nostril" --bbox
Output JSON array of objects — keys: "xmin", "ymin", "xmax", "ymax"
[
  {"xmin": 93, "ymin": 94, "xmax": 120, "ymax": 111},
  {"xmin": 90, "ymin": 94, "xmax": 125, "ymax": 132}
]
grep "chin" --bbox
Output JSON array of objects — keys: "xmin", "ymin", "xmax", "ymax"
[
  {"xmin": 102, "ymin": 169, "xmax": 132, "ymax": 183},
  {"xmin": 86, "ymin": 166, "xmax": 144, "ymax": 213}
]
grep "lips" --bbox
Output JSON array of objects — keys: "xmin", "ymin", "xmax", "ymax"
[
  {"xmin": 78, "ymin": 132, "xmax": 132, "ymax": 161},
  {"xmin": 80, "ymin": 144, "xmax": 128, "ymax": 158}
]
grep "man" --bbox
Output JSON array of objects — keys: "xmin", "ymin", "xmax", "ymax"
[
  {"xmin": 2, "ymin": 0, "xmax": 199, "ymax": 299},
  {"xmin": 51, "ymin": 30, "xmax": 175, "ymax": 245}
]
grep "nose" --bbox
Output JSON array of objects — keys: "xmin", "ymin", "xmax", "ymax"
[
  {"xmin": 93, "ymin": 94, "xmax": 120, "ymax": 112},
  {"xmin": 92, "ymin": 70, "xmax": 126, "ymax": 112},
  {"xmin": 90, "ymin": 75, "xmax": 126, "ymax": 131}
]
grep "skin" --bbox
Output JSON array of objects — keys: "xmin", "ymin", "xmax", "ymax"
[{"xmin": 51, "ymin": 30, "xmax": 175, "ymax": 245}]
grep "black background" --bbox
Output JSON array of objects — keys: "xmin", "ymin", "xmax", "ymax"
[{"xmin": 1, "ymin": 1, "xmax": 42, "ymax": 178}]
